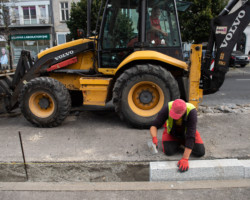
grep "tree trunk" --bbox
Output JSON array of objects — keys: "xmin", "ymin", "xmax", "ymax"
[{"xmin": 7, "ymin": 38, "xmax": 12, "ymax": 69}]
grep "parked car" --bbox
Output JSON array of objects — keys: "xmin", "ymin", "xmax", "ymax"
[{"xmin": 230, "ymin": 51, "xmax": 250, "ymax": 68}]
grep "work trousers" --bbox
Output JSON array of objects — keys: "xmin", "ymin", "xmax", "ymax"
[{"xmin": 162, "ymin": 129, "xmax": 205, "ymax": 157}]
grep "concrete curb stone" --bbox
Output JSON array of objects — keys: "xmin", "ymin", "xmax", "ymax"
[
  {"xmin": 150, "ymin": 159, "xmax": 249, "ymax": 181},
  {"xmin": 240, "ymin": 160, "xmax": 250, "ymax": 178}
]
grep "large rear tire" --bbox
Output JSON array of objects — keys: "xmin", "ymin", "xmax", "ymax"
[
  {"xmin": 113, "ymin": 64, "xmax": 180, "ymax": 129},
  {"xmin": 19, "ymin": 77, "xmax": 71, "ymax": 127}
]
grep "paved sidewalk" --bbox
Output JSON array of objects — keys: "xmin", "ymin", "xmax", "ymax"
[
  {"xmin": 0, "ymin": 108, "xmax": 250, "ymax": 181},
  {"xmin": 0, "ymin": 111, "xmax": 250, "ymax": 163}
]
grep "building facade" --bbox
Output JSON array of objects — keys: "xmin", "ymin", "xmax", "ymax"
[
  {"xmin": 0, "ymin": 0, "xmax": 53, "ymax": 66},
  {"xmin": 51, "ymin": 0, "xmax": 79, "ymax": 45},
  {"xmin": 0, "ymin": 0, "xmax": 80, "ymax": 66}
]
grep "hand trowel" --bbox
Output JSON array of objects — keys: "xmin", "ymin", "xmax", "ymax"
[{"xmin": 147, "ymin": 140, "xmax": 158, "ymax": 154}]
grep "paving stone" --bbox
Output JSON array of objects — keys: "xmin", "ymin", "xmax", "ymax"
[{"xmin": 150, "ymin": 159, "xmax": 244, "ymax": 181}]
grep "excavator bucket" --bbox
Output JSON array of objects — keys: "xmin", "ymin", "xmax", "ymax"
[{"xmin": 0, "ymin": 50, "xmax": 35, "ymax": 114}]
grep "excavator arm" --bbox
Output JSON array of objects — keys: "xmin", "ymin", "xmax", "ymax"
[{"xmin": 201, "ymin": 0, "xmax": 250, "ymax": 95}]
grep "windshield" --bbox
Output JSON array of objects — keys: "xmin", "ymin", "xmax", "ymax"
[
  {"xmin": 146, "ymin": 0, "xmax": 181, "ymax": 47},
  {"xmin": 102, "ymin": 0, "xmax": 139, "ymax": 49}
]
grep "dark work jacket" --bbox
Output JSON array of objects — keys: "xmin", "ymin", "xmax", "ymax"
[{"xmin": 152, "ymin": 106, "xmax": 197, "ymax": 149}]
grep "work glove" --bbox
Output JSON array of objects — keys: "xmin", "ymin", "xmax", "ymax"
[
  {"xmin": 152, "ymin": 136, "xmax": 158, "ymax": 148},
  {"xmin": 177, "ymin": 158, "xmax": 189, "ymax": 172}
]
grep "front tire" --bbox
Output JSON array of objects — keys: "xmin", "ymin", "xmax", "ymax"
[
  {"xmin": 113, "ymin": 64, "xmax": 180, "ymax": 128},
  {"xmin": 19, "ymin": 77, "xmax": 71, "ymax": 127}
]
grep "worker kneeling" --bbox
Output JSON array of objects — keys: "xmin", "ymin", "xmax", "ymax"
[{"xmin": 150, "ymin": 99, "xmax": 205, "ymax": 172}]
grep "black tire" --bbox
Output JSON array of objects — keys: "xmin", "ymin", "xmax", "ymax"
[
  {"xmin": 0, "ymin": 78, "xmax": 12, "ymax": 113},
  {"xmin": 240, "ymin": 64, "xmax": 246, "ymax": 68},
  {"xmin": 19, "ymin": 77, "xmax": 71, "ymax": 127},
  {"xmin": 113, "ymin": 64, "xmax": 180, "ymax": 129}
]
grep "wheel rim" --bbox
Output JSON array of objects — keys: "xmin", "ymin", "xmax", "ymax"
[
  {"xmin": 128, "ymin": 81, "xmax": 165, "ymax": 117},
  {"xmin": 29, "ymin": 91, "xmax": 55, "ymax": 118}
]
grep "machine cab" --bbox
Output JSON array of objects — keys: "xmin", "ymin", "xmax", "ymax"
[{"xmin": 98, "ymin": 0, "xmax": 183, "ymax": 68}]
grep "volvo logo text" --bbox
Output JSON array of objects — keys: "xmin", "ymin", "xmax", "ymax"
[
  {"xmin": 55, "ymin": 50, "xmax": 74, "ymax": 61},
  {"xmin": 220, "ymin": 10, "xmax": 245, "ymax": 48}
]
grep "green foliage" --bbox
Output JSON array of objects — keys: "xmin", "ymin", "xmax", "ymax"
[
  {"xmin": 178, "ymin": 0, "xmax": 229, "ymax": 43},
  {"xmin": 112, "ymin": 11, "xmax": 134, "ymax": 48},
  {"xmin": 66, "ymin": 0, "xmax": 103, "ymax": 40}
]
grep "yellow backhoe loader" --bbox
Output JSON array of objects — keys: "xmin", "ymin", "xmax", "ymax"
[{"xmin": 0, "ymin": 0, "xmax": 249, "ymax": 128}]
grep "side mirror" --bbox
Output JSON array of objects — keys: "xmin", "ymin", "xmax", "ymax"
[{"xmin": 77, "ymin": 29, "xmax": 85, "ymax": 38}]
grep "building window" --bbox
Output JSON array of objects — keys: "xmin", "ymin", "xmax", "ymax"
[
  {"xmin": 0, "ymin": 6, "xmax": 10, "ymax": 26},
  {"xmin": 11, "ymin": 34, "xmax": 51, "ymax": 65},
  {"xmin": 39, "ymin": 5, "xmax": 47, "ymax": 24},
  {"xmin": 60, "ymin": 2, "xmax": 69, "ymax": 21},
  {"xmin": 11, "ymin": 7, "xmax": 19, "ymax": 25},
  {"xmin": 39, "ymin": 6, "xmax": 46, "ymax": 18},
  {"xmin": 23, "ymin": 6, "xmax": 37, "ymax": 24},
  {"xmin": 57, "ymin": 32, "xmax": 69, "ymax": 45},
  {"xmin": 0, "ymin": 9, "xmax": 3, "ymax": 26}
]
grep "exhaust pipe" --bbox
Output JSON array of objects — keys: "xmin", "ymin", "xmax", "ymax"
[{"xmin": 87, "ymin": 0, "xmax": 92, "ymax": 37}]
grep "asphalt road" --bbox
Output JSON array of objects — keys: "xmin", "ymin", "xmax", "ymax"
[{"xmin": 202, "ymin": 65, "xmax": 250, "ymax": 105}]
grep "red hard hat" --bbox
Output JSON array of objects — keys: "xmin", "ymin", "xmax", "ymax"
[{"xmin": 169, "ymin": 99, "xmax": 187, "ymax": 120}]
